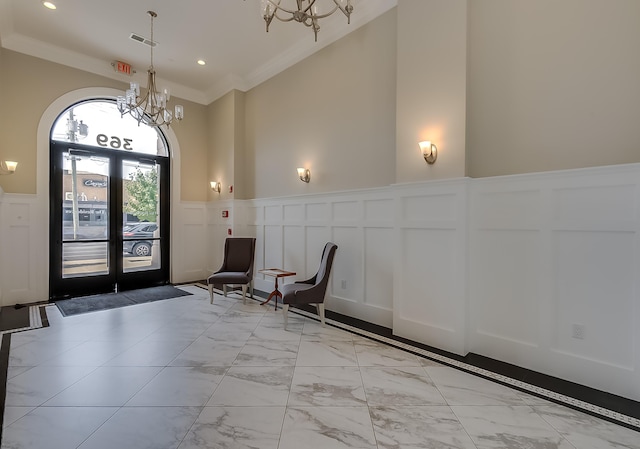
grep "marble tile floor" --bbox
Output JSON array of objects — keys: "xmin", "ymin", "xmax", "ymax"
[{"xmin": 1, "ymin": 284, "xmax": 639, "ymax": 449}]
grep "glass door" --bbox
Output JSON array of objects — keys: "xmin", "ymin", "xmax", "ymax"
[
  {"xmin": 49, "ymin": 100, "xmax": 170, "ymax": 300},
  {"xmin": 118, "ymin": 156, "xmax": 170, "ymax": 291}
]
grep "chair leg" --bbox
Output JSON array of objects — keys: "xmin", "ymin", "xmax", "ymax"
[
  {"xmin": 241, "ymin": 284, "xmax": 247, "ymax": 304},
  {"xmin": 208, "ymin": 284, "xmax": 214, "ymax": 304},
  {"xmin": 223, "ymin": 284, "xmax": 227, "ymax": 297},
  {"xmin": 316, "ymin": 303, "xmax": 325, "ymax": 326},
  {"xmin": 249, "ymin": 280, "xmax": 254, "ymax": 298},
  {"xmin": 283, "ymin": 304, "xmax": 289, "ymax": 330}
]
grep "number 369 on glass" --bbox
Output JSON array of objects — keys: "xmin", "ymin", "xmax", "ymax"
[{"xmin": 96, "ymin": 134, "xmax": 133, "ymax": 151}]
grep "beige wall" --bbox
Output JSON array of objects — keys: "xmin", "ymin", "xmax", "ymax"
[
  {"xmin": 233, "ymin": 90, "xmax": 247, "ymax": 200},
  {"xmin": 4, "ymin": 1, "xmax": 640, "ymax": 197},
  {"xmin": 244, "ymin": 9, "xmax": 397, "ymax": 199},
  {"xmin": 173, "ymin": 98, "xmax": 208, "ymax": 202},
  {"xmin": 0, "ymin": 49, "xmax": 122, "ymax": 194},
  {"xmin": 396, "ymin": 0, "xmax": 468, "ymax": 183},
  {"xmin": 0, "ymin": 48, "xmax": 208, "ymax": 201},
  {"xmin": 466, "ymin": 0, "xmax": 640, "ymax": 177},
  {"xmin": 207, "ymin": 90, "xmax": 236, "ymax": 202}
]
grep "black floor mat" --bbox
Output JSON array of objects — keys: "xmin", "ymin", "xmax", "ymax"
[
  {"xmin": 0, "ymin": 305, "xmax": 31, "ymax": 332},
  {"xmin": 55, "ymin": 285, "xmax": 192, "ymax": 317}
]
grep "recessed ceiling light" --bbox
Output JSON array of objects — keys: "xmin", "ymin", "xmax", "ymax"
[
  {"xmin": 43, "ymin": 1, "xmax": 57, "ymax": 9},
  {"xmin": 197, "ymin": 59, "xmax": 206, "ymax": 66}
]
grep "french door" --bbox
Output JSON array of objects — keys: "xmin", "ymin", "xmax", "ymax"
[{"xmin": 49, "ymin": 140, "xmax": 170, "ymax": 300}]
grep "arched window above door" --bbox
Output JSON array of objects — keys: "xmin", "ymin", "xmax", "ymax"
[{"xmin": 51, "ymin": 100, "xmax": 168, "ymax": 157}]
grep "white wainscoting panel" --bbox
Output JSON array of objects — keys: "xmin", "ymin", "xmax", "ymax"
[
  {"xmin": 363, "ymin": 227, "xmax": 393, "ymax": 309},
  {"xmin": 171, "ymin": 202, "xmax": 208, "ymax": 283},
  {"xmin": 247, "ymin": 189, "xmax": 394, "ymax": 327},
  {"xmin": 283, "ymin": 225, "xmax": 305, "ymax": 278},
  {"xmin": 0, "ymin": 194, "xmax": 48, "ymax": 306},
  {"xmin": 392, "ymin": 180, "xmax": 469, "ymax": 355},
  {"xmin": 469, "ymin": 164, "xmax": 640, "ymax": 400},
  {"xmin": 4, "ymin": 162, "xmax": 640, "ymax": 401}
]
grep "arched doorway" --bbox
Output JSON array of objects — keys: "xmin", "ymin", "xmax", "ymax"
[{"xmin": 48, "ymin": 99, "xmax": 171, "ymax": 299}]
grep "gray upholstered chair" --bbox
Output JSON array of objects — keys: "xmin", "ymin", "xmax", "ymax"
[
  {"xmin": 207, "ymin": 237, "xmax": 256, "ymax": 304},
  {"xmin": 281, "ymin": 242, "xmax": 338, "ymax": 329}
]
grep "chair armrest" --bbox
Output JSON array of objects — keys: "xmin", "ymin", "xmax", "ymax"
[
  {"xmin": 290, "ymin": 281, "xmax": 327, "ymax": 304},
  {"xmin": 295, "ymin": 275, "xmax": 317, "ymax": 286}
]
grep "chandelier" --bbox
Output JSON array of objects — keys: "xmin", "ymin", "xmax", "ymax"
[
  {"xmin": 117, "ymin": 11, "xmax": 183, "ymax": 128},
  {"xmin": 261, "ymin": 0, "xmax": 354, "ymax": 42}
]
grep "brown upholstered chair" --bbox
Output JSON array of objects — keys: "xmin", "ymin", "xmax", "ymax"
[
  {"xmin": 207, "ymin": 237, "xmax": 256, "ymax": 304},
  {"xmin": 281, "ymin": 242, "xmax": 337, "ymax": 329}
]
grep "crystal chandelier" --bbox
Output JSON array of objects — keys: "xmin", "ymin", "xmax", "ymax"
[
  {"xmin": 117, "ymin": 11, "xmax": 183, "ymax": 128},
  {"xmin": 261, "ymin": 0, "xmax": 354, "ymax": 42}
]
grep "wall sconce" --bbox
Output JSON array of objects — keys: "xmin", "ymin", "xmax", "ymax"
[
  {"xmin": 297, "ymin": 167, "xmax": 310, "ymax": 183},
  {"xmin": 419, "ymin": 141, "xmax": 437, "ymax": 165},
  {"xmin": 0, "ymin": 161, "xmax": 18, "ymax": 175},
  {"xmin": 210, "ymin": 181, "xmax": 221, "ymax": 193}
]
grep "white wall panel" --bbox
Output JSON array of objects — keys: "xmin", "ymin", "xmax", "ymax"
[
  {"xmin": 0, "ymin": 194, "xmax": 47, "ymax": 305},
  {"xmin": 398, "ymin": 228, "xmax": 458, "ymax": 327},
  {"xmin": 401, "ymin": 193, "xmax": 457, "ymax": 224},
  {"xmin": 248, "ymin": 188, "xmax": 394, "ymax": 327},
  {"xmin": 283, "ymin": 225, "xmax": 305, "ymax": 277},
  {"xmin": 331, "ymin": 226, "xmax": 362, "ymax": 301},
  {"xmin": 469, "ymin": 164, "xmax": 640, "ymax": 400},
  {"xmin": 552, "ymin": 185, "xmax": 635, "ymax": 225},
  {"xmin": 393, "ymin": 180, "xmax": 468, "ymax": 355},
  {"xmin": 552, "ymin": 230, "xmax": 634, "ymax": 369},
  {"xmin": 264, "ymin": 225, "xmax": 283, "ymax": 269},
  {"xmin": 471, "ymin": 230, "xmax": 540, "ymax": 348},
  {"xmin": 265, "ymin": 205, "xmax": 282, "ymax": 222},
  {"xmin": 284, "ymin": 204, "xmax": 304, "ymax": 222},
  {"xmin": 473, "ymin": 189, "xmax": 542, "ymax": 229},
  {"xmin": 364, "ymin": 199, "xmax": 394, "ymax": 224},
  {"xmin": 172, "ymin": 203, "xmax": 208, "ymax": 283},
  {"xmin": 306, "ymin": 202, "xmax": 330, "ymax": 222},
  {"xmin": 363, "ymin": 227, "xmax": 393, "ymax": 309},
  {"xmin": 333, "ymin": 201, "xmax": 360, "ymax": 222}
]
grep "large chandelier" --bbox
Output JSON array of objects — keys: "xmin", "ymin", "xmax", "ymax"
[
  {"xmin": 117, "ymin": 11, "xmax": 183, "ymax": 128},
  {"xmin": 261, "ymin": 0, "xmax": 354, "ymax": 42}
]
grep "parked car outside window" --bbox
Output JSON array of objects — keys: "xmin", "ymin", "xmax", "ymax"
[{"xmin": 123, "ymin": 222, "xmax": 157, "ymax": 256}]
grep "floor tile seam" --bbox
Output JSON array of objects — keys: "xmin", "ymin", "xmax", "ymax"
[
  {"xmin": 285, "ymin": 306, "xmax": 640, "ymax": 431},
  {"xmin": 530, "ymin": 407, "xmax": 583, "ymax": 449},
  {"xmin": 442, "ymin": 405, "xmax": 482, "ymax": 449}
]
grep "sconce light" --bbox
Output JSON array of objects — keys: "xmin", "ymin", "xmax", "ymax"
[
  {"xmin": 0, "ymin": 161, "xmax": 18, "ymax": 175},
  {"xmin": 297, "ymin": 167, "xmax": 310, "ymax": 183},
  {"xmin": 210, "ymin": 181, "xmax": 221, "ymax": 193},
  {"xmin": 419, "ymin": 141, "xmax": 437, "ymax": 165}
]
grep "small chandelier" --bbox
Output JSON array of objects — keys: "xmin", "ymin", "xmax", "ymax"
[
  {"xmin": 117, "ymin": 11, "xmax": 183, "ymax": 127},
  {"xmin": 261, "ymin": 0, "xmax": 354, "ymax": 42}
]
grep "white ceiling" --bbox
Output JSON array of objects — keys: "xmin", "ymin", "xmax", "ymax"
[{"xmin": 0, "ymin": 0, "xmax": 397, "ymax": 105}]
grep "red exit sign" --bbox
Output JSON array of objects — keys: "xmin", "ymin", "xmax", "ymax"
[{"xmin": 115, "ymin": 61, "xmax": 132, "ymax": 76}]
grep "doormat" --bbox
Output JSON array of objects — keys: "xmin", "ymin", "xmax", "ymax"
[
  {"xmin": 0, "ymin": 305, "xmax": 45, "ymax": 334},
  {"xmin": 55, "ymin": 285, "xmax": 192, "ymax": 317}
]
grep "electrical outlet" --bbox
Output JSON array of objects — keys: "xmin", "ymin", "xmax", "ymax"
[
  {"xmin": 341, "ymin": 280, "xmax": 347, "ymax": 289},
  {"xmin": 572, "ymin": 324, "xmax": 585, "ymax": 340}
]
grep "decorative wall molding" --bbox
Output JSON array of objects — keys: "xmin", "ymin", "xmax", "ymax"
[
  {"xmin": 2, "ymin": 162, "xmax": 640, "ymax": 400},
  {"xmin": 0, "ymin": 193, "xmax": 48, "ymax": 306},
  {"xmin": 392, "ymin": 179, "xmax": 469, "ymax": 355},
  {"xmin": 468, "ymin": 163, "xmax": 640, "ymax": 400},
  {"xmin": 242, "ymin": 187, "xmax": 395, "ymax": 328}
]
